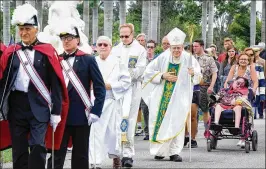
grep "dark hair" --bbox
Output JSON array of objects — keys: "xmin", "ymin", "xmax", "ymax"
[
  {"xmin": 222, "ymin": 46, "xmax": 238, "ymax": 68},
  {"xmin": 193, "ymin": 39, "xmax": 204, "ymax": 47},
  {"xmin": 147, "ymin": 39, "xmax": 156, "ymax": 48},
  {"xmin": 235, "ymin": 76, "xmax": 249, "ymax": 88}
]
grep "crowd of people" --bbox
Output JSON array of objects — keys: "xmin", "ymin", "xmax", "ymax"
[{"xmin": 0, "ymin": 3, "xmax": 265, "ymax": 169}]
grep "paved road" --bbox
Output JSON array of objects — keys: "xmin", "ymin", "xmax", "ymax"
[{"xmin": 3, "ymin": 119, "xmax": 265, "ymax": 168}]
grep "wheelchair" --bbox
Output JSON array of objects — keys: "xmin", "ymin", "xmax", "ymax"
[{"xmin": 205, "ymin": 89, "xmax": 258, "ymax": 153}]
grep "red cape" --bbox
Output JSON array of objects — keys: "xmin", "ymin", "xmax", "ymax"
[
  {"xmin": 0, "ymin": 43, "xmax": 69, "ymax": 151},
  {"xmin": 0, "ymin": 43, "xmax": 7, "ymax": 53}
]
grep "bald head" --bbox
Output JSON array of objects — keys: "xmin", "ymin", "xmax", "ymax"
[{"xmin": 162, "ymin": 36, "xmax": 170, "ymax": 51}]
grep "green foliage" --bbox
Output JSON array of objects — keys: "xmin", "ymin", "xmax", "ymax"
[
  {"xmin": 229, "ymin": 13, "xmax": 262, "ymax": 46},
  {"xmin": 234, "ymin": 37, "xmax": 248, "ymax": 52},
  {"xmin": 154, "ymin": 46, "xmax": 163, "ymax": 55}
]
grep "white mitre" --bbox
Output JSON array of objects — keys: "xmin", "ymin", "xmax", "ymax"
[
  {"xmin": 167, "ymin": 27, "xmax": 186, "ymax": 46},
  {"xmin": 11, "ymin": 3, "xmax": 39, "ymax": 27}
]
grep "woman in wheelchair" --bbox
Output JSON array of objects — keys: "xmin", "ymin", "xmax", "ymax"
[{"xmin": 213, "ymin": 77, "xmax": 249, "ymax": 129}]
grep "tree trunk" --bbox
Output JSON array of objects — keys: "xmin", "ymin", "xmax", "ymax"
[
  {"xmin": 150, "ymin": 0, "xmax": 158, "ymax": 42},
  {"xmin": 261, "ymin": 0, "xmax": 265, "ymax": 43},
  {"xmin": 83, "ymin": 0, "xmax": 90, "ymax": 43},
  {"xmin": 207, "ymin": 0, "xmax": 214, "ymax": 47},
  {"xmin": 141, "ymin": 0, "xmax": 150, "ymax": 36},
  {"xmin": 250, "ymin": 0, "xmax": 256, "ymax": 46},
  {"xmin": 119, "ymin": 0, "xmax": 126, "ymax": 25},
  {"xmin": 27, "ymin": 0, "xmax": 35, "ymax": 8},
  {"xmin": 3, "ymin": 1, "xmax": 11, "ymax": 45},
  {"xmin": 202, "ymin": 0, "xmax": 207, "ymax": 48},
  {"xmin": 104, "ymin": 0, "xmax": 113, "ymax": 40},
  {"xmin": 148, "ymin": 1, "xmax": 152, "ymax": 40},
  {"xmin": 157, "ymin": 0, "xmax": 161, "ymax": 43},
  {"xmin": 92, "ymin": 0, "xmax": 99, "ymax": 44},
  {"xmin": 15, "ymin": 0, "xmax": 23, "ymax": 42},
  {"xmin": 36, "ymin": 0, "xmax": 43, "ymax": 31}
]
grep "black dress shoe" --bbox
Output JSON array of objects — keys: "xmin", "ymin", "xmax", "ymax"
[
  {"xmin": 143, "ymin": 135, "xmax": 149, "ymax": 140},
  {"xmin": 154, "ymin": 156, "xmax": 165, "ymax": 160},
  {"xmin": 121, "ymin": 157, "xmax": 133, "ymax": 168},
  {"xmin": 170, "ymin": 154, "xmax": 182, "ymax": 162}
]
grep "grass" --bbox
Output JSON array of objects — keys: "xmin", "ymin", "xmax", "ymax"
[{"xmin": 1, "ymin": 148, "xmax": 12, "ymax": 163}]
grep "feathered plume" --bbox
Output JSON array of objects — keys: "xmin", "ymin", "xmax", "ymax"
[{"xmin": 11, "ymin": 4, "xmax": 38, "ymax": 26}]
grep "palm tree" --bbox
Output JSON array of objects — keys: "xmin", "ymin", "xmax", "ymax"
[
  {"xmin": 250, "ymin": 0, "xmax": 256, "ymax": 46},
  {"xmin": 92, "ymin": 0, "xmax": 99, "ymax": 44},
  {"xmin": 3, "ymin": 1, "xmax": 11, "ymax": 45},
  {"xmin": 201, "ymin": 0, "xmax": 207, "ymax": 48},
  {"xmin": 15, "ymin": 0, "xmax": 23, "ymax": 42},
  {"xmin": 27, "ymin": 0, "xmax": 35, "ymax": 8},
  {"xmin": 207, "ymin": 0, "xmax": 214, "ymax": 47},
  {"xmin": 83, "ymin": 0, "xmax": 90, "ymax": 42},
  {"xmin": 141, "ymin": 0, "xmax": 150, "ymax": 38},
  {"xmin": 150, "ymin": 0, "xmax": 158, "ymax": 42},
  {"xmin": 104, "ymin": 0, "xmax": 113, "ymax": 39},
  {"xmin": 36, "ymin": 0, "xmax": 43, "ymax": 31},
  {"xmin": 157, "ymin": 0, "xmax": 161, "ymax": 43},
  {"xmin": 119, "ymin": 0, "xmax": 126, "ymax": 25},
  {"xmin": 261, "ymin": 0, "xmax": 265, "ymax": 43}
]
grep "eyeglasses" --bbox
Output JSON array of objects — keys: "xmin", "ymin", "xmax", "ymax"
[
  {"xmin": 163, "ymin": 43, "xmax": 170, "ymax": 46},
  {"xmin": 239, "ymin": 59, "xmax": 249, "ymax": 61},
  {"xmin": 97, "ymin": 43, "xmax": 108, "ymax": 47},
  {"xmin": 60, "ymin": 36, "xmax": 75, "ymax": 42},
  {"xmin": 120, "ymin": 32, "xmax": 132, "ymax": 39},
  {"xmin": 147, "ymin": 46, "xmax": 154, "ymax": 49}
]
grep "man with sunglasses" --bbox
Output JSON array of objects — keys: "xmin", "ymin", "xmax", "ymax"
[
  {"xmin": 142, "ymin": 27, "xmax": 201, "ymax": 162},
  {"xmin": 0, "ymin": 4, "xmax": 69, "ymax": 169},
  {"xmin": 47, "ymin": 18, "xmax": 106, "ymax": 169},
  {"xmin": 89, "ymin": 36, "xmax": 131, "ymax": 169},
  {"xmin": 111, "ymin": 23, "xmax": 147, "ymax": 168}
]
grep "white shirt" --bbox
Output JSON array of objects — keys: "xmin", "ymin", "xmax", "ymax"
[
  {"xmin": 62, "ymin": 55, "xmax": 75, "ymax": 87},
  {"xmin": 14, "ymin": 43, "xmax": 35, "ymax": 92}
]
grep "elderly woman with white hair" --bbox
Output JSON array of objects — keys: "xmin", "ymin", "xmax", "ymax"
[{"xmin": 89, "ymin": 36, "xmax": 132, "ymax": 169}]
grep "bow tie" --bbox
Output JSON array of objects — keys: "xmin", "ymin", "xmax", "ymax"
[
  {"xmin": 21, "ymin": 45, "xmax": 33, "ymax": 51},
  {"xmin": 63, "ymin": 53, "xmax": 75, "ymax": 60}
]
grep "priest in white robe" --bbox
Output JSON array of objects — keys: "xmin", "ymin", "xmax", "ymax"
[
  {"xmin": 142, "ymin": 28, "xmax": 201, "ymax": 162},
  {"xmin": 111, "ymin": 23, "xmax": 147, "ymax": 168},
  {"xmin": 89, "ymin": 36, "xmax": 131, "ymax": 169}
]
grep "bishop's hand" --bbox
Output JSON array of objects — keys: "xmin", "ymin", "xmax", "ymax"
[{"xmin": 162, "ymin": 72, "xmax": 178, "ymax": 82}]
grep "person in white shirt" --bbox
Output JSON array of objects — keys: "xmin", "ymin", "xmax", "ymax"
[
  {"xmin": 89, "ymin": 36, "xmax": 131, "ymax": 169},
  {"xmin": 111, "ymin": 23, "xmax": 147, "ymax": 168}
]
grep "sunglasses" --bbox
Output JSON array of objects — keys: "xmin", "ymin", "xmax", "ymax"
[
  {"xmin": 97, "ymin": 43, "xmax": 108, "ymax": 47},
  {"xmin": 147, "ymin": 46, "xmax": 154, "ymax": 49},
  {"xmin": 120, "ymin": 32, "xmax": 132, "ymax": 39}
]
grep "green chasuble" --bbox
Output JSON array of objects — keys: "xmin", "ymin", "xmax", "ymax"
[{"xmin": 152, "ymin": 63, "xmax": 180, "ymax": 142}]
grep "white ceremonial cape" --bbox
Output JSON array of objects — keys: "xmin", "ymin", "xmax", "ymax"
[
  {"xmin": 142, "ymin": 49, "xmax": 201, "ymax": 155},
  {"xmin": 89, "ymin": 54, "xmax": 131, "ymax": 165}
]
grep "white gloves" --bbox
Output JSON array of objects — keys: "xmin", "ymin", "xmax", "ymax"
[
  {"xmin": 88, "ymin": 113, "xmax": 99, "ymax": 125},
  {"xmin": 50, "ymin": 114, "xmax": 61, "ymax": 132}
]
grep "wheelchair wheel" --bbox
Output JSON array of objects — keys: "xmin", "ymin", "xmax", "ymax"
[
  {"xmin": 207, "ymin": 139, "xmax": 212, "ymax": 152},
  {"xmin": 252, "ymin": 130, "xmax": 258, "ymax": 151},
  {"xmin": 245, "ymin": 141, "xmax": 250, "ymax": 153},
  {"xmin": 210, "ymin": 131, "xmax": 218, "ymax": 149}
]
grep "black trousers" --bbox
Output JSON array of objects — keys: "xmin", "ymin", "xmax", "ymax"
[
  {"xmin": 47, "ymin": 125, "xmax": 90, "ymax": 169},
  {"xmin": 8, "ymin": 90, "xmax": 48, "ymax": 169},
  {"xmin": 140, "ymin": 99, "xmax": 149, "ymax": 136}
]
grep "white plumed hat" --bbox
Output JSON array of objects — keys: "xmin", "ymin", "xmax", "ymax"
[
  {"xmin": 11, "ymin": 3, "xmax": 38, "ymax": 26},
  {"xmin": 167, "ymin": 28, "xmax": 186, "ymax": 46},
  {"xmin": 54, "ymin": 18, "xmax": 80, "ymax": 38}
]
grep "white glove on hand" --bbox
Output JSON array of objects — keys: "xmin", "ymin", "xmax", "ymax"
[
  {"xmin": 88, "ymin": 113, "xmax": 99, "ymax": 125},
  {"xmin": 50, "ymin": 115, "xmax": 61, "ymax": 132}
]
